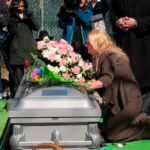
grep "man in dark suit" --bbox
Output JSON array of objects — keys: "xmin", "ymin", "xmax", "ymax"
[{"xmin": 111, "ymin": 0, "xmax": 150, "ymax": 95}]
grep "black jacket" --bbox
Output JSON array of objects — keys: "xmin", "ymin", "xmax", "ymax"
[
  {"xmin": 110, "ymin": 0, "xmax": 150, "ymax": 88},
  {"xmin": 8, "ymin": 11, "xmax": 40, "ymax": 65}
]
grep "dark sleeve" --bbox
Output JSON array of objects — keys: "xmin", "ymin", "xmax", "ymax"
[
  {"xmin": 136, "ymin": 17, "xmax": 150, "ymax": 34},
  {"xmin": 26, "ymin": 13, "xmax": 40, "ymax": 31},
  {"xmin": 110, "ymin": 0, "xmax": 119, "ymax": 28},
  {"xmin": 0, "ymin": 1, "xmax": 10, "ymax": 26}
]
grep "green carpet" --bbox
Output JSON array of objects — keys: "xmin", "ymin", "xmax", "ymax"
[
  {"xmin": 107, "ymin": 140, "xmax": 150, "ymax": 150},
  {"xmin": 0, "ymin": 101, "xmax": 8, "ymax": 140}
]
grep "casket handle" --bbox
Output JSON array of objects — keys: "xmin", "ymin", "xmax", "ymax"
[{"xmin": 32, "ymin": 142, "xmax": 64, "ymax": 150}]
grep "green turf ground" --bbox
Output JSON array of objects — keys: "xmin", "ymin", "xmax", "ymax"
[
  {"xmin": 0, "ymin": 101, "xmax": 8, "ymax": 140},
  {"xmin": 107, "ymin": 140, "xmax": 150, "ymax": 150}
]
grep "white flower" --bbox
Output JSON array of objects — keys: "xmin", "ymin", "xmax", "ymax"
[
  {"xmin": 67, "ymin": 57, "xmax": 72, "ymax": 63},
  {"xmin": 77, "ymin": 74, "xmax": 82, "ymax": 79},
  {"xmin": 43, "ymin": 36, "xmax": 50, "ymax": 43},
  {"xmin": 48, "ymin": 47, "xmax": 57, "ymax": 54},
  {"xmin": 55, "ymin": 54, "xmax": 61, "ymax": 62},
  {"xmin": 78, "ymin": 60, "xmax": 84, "ymax": 67},
  {"xmin": 74, "ymin": 79, "xmax": 78, "ymax": 82},
  {"xmin": 53, "ymin": 66, "xmax": 60, "ymax": 74},
  {"xmin": 60, "ymin": 66, "xmax": 66, "ymax": 72},
  {"xmin": 47, "ymin": 64, "xmax": 55, "ymax": 72},
  {"xmin": 42, "ymin": 50, "xmax": 51, "ymax": 59}
]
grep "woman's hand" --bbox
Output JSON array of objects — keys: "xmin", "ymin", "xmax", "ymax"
[{"xmin": 88, "ymin": 80, "xmax": 103, "ymax": 89}]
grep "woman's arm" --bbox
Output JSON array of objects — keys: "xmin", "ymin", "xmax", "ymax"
[
  {"xmin": 89, "ymin": 55, "xmax": 115, "ymax": 90},
  {"xmin": 26, "ymin": 12, "xmax": 40, "ymax": 31}
]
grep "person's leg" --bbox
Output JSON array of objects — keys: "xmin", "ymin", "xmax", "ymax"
[{"xmin": 9, "ymin": 65, "xmax": 24, "ymax": 98}]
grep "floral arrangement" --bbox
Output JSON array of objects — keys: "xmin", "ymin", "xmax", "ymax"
[{"xmin": 26, "ymin": 37, "xmax": 95, "ymax": 86}]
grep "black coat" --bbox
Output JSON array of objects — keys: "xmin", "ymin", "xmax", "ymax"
[
  {"xmin": 111, "ymin": 0, "xmax": 150, "ymax": 88},
  {"xmin": 0, "ymin": 0, "xmax": 10, "ymax": 29},
  {"xmin": 88, "ymin": 0, "xmax": 108, "ymax": 16},
  {"xmin": 8, "ymin": 11, "xmax": 39, "ymax": 65}
]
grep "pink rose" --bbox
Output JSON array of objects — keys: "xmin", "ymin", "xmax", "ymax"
[
  {"xmin": 63, "ymin": 73, "xmax": 70, "ymax": 79},
  {"xmin": 57, "ymin": 48, "xmax": 67, "ymax": 55},
  {"xmin": 69, "ymin": 51, "xmax": 76, "ymax": 57},
  {"xmin": 51, "ymin": 41, "xmax": 59, "ymax": 48},
  {"xmin": 71, "ymin": 56, "xmax": 77, "ymax": 64},
  {"xmin": 72, "ymin": 66, "xmax": 80, "ymax": 75},
  {"xmin": 78, "ymin": 77, "xmax": 85, "ymax": 83},
  {"xmin": 59, "ymin": 39, "xmax": 73, "ymax": 51},
  {"xmin": 37, "ymin": 41, "xmax": 45, "ymax": 50},
  {"xmin": 68, "ymin": 44, "xmax": 74, "ymax": 51},
  {"xmin": 49, "ymin": 54, "xmax": 55, "ymax": 62},
  {"xmin": 46, "ymin": 42, "xmax": 52, "ymax": 47},
  {"xmin": 60, "ymin": 39, "xmax": 68, "ymax": 45},
  {"xmin": 59, "ymin": 59, "xmax": 67, "ymax": 66}
]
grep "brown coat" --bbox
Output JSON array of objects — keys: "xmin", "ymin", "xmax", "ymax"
[{"xmin": 97, "ymin": 52, "xmax": 150, "ymax": 142}]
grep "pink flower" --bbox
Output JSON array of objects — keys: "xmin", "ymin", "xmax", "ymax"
[
  {"xmin": 60, "ymin": 39, "xmax": 68, "ymax": 45},
  {"xmin": 69, "ymin": 51, "xmax": 76, "ymax": 57},
  {"xmin": 46, "ymin": 42, "xmax": 52, "ymax": 47},
  {"xmin": 59, "ymin": 39, "xmax": 74, "ymax": 51},
  {"xmin": 49, "ymin": 54, "xmax": 55, "ymax": 62},
  {"xmin": 68, "ymin": 44, "xmax": 74, "ymax": 51},
  {"xmin": 57, "ymin": 48, "xmax": 67, "ymax": 55},
  {"xmin": 51, "ymin": 41, "xmax": 59, "ymax": 48},
  {"xmin": 63, "ymin": 73, "xmax": 70, "ymax": 79},
  {"xmin": 59, "ymin": 59, "xmax": 67, "ymax": 66},
  {"xmin": 37, "ymin": 41, "xmax": 45, "ymax": 50},
  {"xmin": 72, "ymin": 66, "xmax": 80, "ymax": 75},
  {"xmin": 78, "ymin": 77, "xmax": 85, "ymax": 83}
]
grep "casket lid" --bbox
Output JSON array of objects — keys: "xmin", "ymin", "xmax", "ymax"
[{"xmin": 8, "ymin": 86, "xmax": 101, "ymax": 118}]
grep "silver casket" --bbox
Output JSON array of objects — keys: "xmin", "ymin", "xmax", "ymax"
[{"xmin": 8, "ymin": 82, "xmax": 102, "ymax": 150}]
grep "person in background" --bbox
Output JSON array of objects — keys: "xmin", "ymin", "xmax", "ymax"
[
  {"xmin": 88, "ymin": 0, "xmax": 108, "ymax": 16},
  {"xmin": 8, "ymin": 0, "xmax": 39, "ymax": 98},
  {"xmin": 85, "ymin": 29, "xmax": 150, "ymax": 142},
  {"xmin": 58, "ymin": 0, "xmax": 93, "ymax": 61},
  {"xmin": 0, "ymin": 0, "xmax": 10, "ymax": 99},
  {"xmin": 110, "ymin": 0, "xmax": 150, "ymax": 95},
  {"xmin": 4, "ymin": 0, "xmax": 12, "ymax": 8}
]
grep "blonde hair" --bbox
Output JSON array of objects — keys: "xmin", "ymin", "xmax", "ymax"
[{"xmin": 87, "ymin": 29, "xmax": 129, "ymax": 73}]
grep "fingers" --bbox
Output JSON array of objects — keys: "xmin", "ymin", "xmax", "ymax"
[{"xmin": 131, "ymin": 113, "xmax": 147, "ymax": 126}]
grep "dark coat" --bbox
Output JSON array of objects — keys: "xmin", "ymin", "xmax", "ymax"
[
  {"xmin": 88, "ymin": 0, "xmax": 108, "ymax": 16},
  {"xmin": 97, "ymin": 52, "xmax": 150, "ymax": 142},
  {"xmin": 8, "ymin": 11, "xmax": 39, "ymax": 65},
  {"xmin": 110, "ymin": 0, "xmax": 150, "ymax": 88},
  {"xmin": 0, "ymin": 0, "xmax": 10, "ymax": 28}
]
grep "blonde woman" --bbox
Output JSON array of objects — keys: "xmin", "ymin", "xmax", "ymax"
[{"xmin": 85, "ymin": 29, "xmax": 150, "ymax": 142}]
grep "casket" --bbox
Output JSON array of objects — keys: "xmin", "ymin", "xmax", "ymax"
[{"xmin": 8, "ymin": 85, "xmax": 102, "ymax": 150}]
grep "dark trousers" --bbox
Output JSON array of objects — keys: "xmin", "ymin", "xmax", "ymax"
[{"xmin": 9, "ymin": 65, "xmax": 24, "ymax": 98}]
